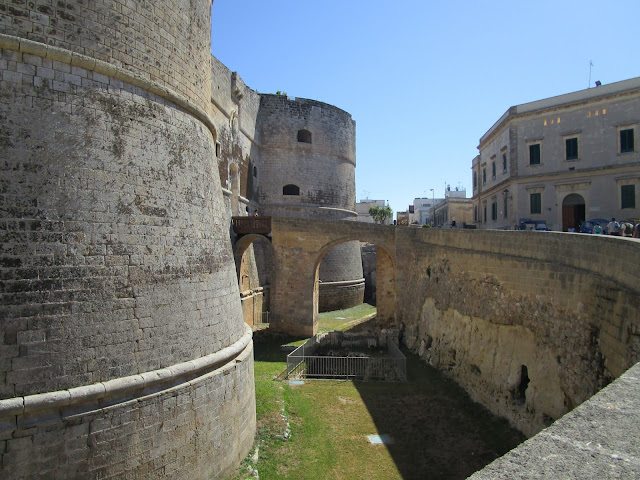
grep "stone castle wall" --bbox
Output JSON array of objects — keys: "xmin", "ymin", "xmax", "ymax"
[
  {"xmin": 257, "ymin": 94, "xmax": 356, "ymax": 210},
  {"xmin": 257, "ymin": 94, "xmax": 363, "ymax": 311},
  {"xmin": 0, "ymin": 1, "xmax": 255, "ymax": 477},
  {"xmin": 395, "ymin": 228, "xmax": 639, "ymax": 436}
]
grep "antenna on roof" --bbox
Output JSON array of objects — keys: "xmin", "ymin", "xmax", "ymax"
[{"xmin": 588, "ymin": 60, "xmax": 593, "ymax": 89}]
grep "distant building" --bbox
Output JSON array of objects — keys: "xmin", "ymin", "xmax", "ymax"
[
  {"xmin": 411, "ymin": 197, "xmax": 442, "ymax": 225},
  {"xmin": 472, "ymin": 77, "xmax": 640, "ymax": 230},
  {"xmin": 356, "ymin": 199, "xmax": 393, "ymax": 224},
  {"xmin": 433, "ymin": 187, "xmax": 474, "ymax": 227},
  {"xmin": 396, "ymin": 211, "xmax": 409, "ymax": 226}
]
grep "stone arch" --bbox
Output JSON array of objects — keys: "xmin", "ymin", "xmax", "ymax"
[
  {"xmin": 562, "ymin": 193, "xmax": 585, "ymax": 231},
  {"xmin": 234, "ymin": 234, "xmax": 275, "ymax": 326},
  {"xmin": 312, "ymin": 236, "xmax": 396, "ymax": 330}
]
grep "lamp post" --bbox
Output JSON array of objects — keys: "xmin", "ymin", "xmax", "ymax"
[{"xmin": 429, "ymin": 188, "xmax": 434, "ymax": 226}]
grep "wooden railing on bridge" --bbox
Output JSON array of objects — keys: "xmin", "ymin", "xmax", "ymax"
[{"xmin": 231, "ymin": 216, "xmax": 272, "ymax": 235}]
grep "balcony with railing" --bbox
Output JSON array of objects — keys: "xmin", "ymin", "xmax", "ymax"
[{"xmin": 232, "ymin": 216, "xmax": 272, "ymax": 236}]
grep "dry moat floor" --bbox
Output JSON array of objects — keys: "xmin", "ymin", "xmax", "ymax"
[{"xmin": 231, "ymin": 305, "xmax": 525, "ymax": 480}]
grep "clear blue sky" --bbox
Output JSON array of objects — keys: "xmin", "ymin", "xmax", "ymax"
[{"xmin": 211, "ymin": 0, "xmax": 640, "ymax": 217}]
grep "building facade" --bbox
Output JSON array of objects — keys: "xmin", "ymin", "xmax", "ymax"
[
  {"xmin": 472, "ymin": 77, "xmax": 640, "ymax": 231},
  {"xmin": 411, "ymin": 197, "xmax": 442, "ymax": 225},
  {"xmin": 432, "ymin": 188, "xmax": 474, "ymax": 227}
]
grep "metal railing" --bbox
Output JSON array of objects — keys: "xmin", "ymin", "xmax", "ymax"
[{"xmin": 286, "ymin": 337, "xmax": 405, "ymax": 382}]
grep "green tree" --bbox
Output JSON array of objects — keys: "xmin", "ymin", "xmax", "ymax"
[{"xmin": 369, "ymin": 205, "xmax": 393, "ymax": 224}]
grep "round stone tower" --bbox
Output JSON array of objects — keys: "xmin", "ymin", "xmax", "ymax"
[
  {"xmin": 257, "ymin": 95, "xmax": 364, "ymax": 311},
  {"xmin": 0, "ymin": 2, "xmax": 255, "ymax": 478}
]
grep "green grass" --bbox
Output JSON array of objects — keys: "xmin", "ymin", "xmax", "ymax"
[
  {"xmin": 317, "ymin": 303, "xmax": 376, "ymax": 333},
  {"xmin": 229, "ymin": 304, "xmax": 525, "ymax": 480},
  {"xmin": 284, "ymin": 303, "xmax": 377, "ymax": 347}
]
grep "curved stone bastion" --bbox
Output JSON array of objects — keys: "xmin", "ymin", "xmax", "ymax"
[{"xmin": 0, "ymin": 1, "xmax": 255, "ymax": 477}]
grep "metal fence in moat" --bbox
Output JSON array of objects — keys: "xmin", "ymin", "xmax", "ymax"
[{"xmin": 286, "ymin": 335, "xmax": 406, "ymax": 382}]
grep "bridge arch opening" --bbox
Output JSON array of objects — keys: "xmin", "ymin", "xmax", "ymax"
[
  {"xmin": 234, "ymin": 234, "xmax": 274, "ymax": 326},
  {"xmin": 312, "ymin": 237, "xmax": 396, "ymax": 331}
]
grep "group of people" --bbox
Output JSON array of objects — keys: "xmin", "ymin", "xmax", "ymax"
[{"xmin": 595, "ymin": 218, "xmax": 640, "ymax": 238}]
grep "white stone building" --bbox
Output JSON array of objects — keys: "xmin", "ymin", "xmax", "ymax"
[{"xmin": 472, "ymin": 77, "xmax": 640, "ymax": 231}]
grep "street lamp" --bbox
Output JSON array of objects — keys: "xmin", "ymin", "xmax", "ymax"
[{"xmin": 429, "ymin": 188, "xmax": 434, "ymax": 225}]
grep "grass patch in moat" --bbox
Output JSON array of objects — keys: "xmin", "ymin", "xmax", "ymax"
[
  {"xmin": 283, "ymin": 303, "xmax": 377, "ymax": 348},
  {"xmin": 230, "ymin": 304, "xmax": 525, "ymax": 480}
]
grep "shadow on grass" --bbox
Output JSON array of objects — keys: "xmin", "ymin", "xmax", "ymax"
[
  {"xmin": 252, "ymin": 328, "xmax": 306, "ymax": 364},
  {"xmin": 353, "ymin": 349, "xmax": 525, "ymax": 480},
  {"xmin": 250, "ymin": 315, "xmax": 525, "ymax": 480}
]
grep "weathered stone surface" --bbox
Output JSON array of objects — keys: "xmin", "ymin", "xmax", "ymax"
[{"xmin": 0, "ymin": 1, "xmax": 255, "ymax": 477}]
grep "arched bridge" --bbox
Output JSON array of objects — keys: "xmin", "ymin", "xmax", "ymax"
[{"xmin": 266, "ymin": 217, "xmax": 397, "ymax": 336}]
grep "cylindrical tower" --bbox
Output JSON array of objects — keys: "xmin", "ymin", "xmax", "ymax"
[
  {"xmin": 258, "ymin": 95, "xmax": 364, "ymax": 311},
  {"xmin": 0, "ymin": 2, "xmax": 255, "ymax": 478}
]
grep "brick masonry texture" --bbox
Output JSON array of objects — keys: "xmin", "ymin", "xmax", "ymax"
[
  {"xmin": 0, "ymin": 1, "xmax": 255, "ymax": 478},
  {"xmin": 0, "ymin": 0, "xmax": 213, "ymax": 113}
]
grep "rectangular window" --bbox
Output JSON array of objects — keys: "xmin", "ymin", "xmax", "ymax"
[
  {"xmin": 530, "ymin": 192, "xmax": 542, "ymax": 214},
  {"xmin": 620, "ymin": 128, "xmax": 634, "ymax": 153},
  {"xmin": 529, "ymin": 143, "xmax": 541, "ymax": 165},
  {"xmin": 483, "ymin": 205, "xmax": 487, "ymax": 223},
  {"xmin": 503, "ymin": 196, "xmax": 508, "ymax": 218},
  {"xmin": 621, "ymin": 184, "xmax": 636, "ymax": 209},
  {"xmin": 482, "ymin": 168, "xmax": 486, "ymax": 185},
  {"xmin": 502, "ymin": 153, "xmax": 507, "ymax": 173},
  {"xmin": 473, "ymin": 172, "xmax": 477, "ymax": 189},
  {"xmin": 491, "ymin": 201, "xmax": 497, "ymax": 221},
  {"xmin": 565, "ymin": 137, "xmax": 578, "ymax": 160},
  {"xmin": 492, "ymin": 162, "xmax": 496, "ymax": 180},
  {"xmin": 474, "ymin": 205, "xmax": 478, "ymax": 222}
]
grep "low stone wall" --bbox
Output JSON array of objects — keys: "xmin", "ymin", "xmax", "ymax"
[{"xmin": 319, "ymin": 278, "xmax": 365, "ymax": 312}]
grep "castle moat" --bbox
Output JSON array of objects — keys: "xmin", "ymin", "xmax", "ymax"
[{"xmin": 244, "ymin": 313, "xmax": 525, "ymax": 480}]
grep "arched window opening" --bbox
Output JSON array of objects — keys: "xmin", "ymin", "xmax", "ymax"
[
  {"xmin": 253, "ymin": 166, "xmax": 257, "ymax": 177},
  {"xmin": 283, "ymin": 184, "xmax": 300, "ymax": 196},
  {"xmin": 297, "ymin": 129, "xmax": 312, "ymax": 144}
]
